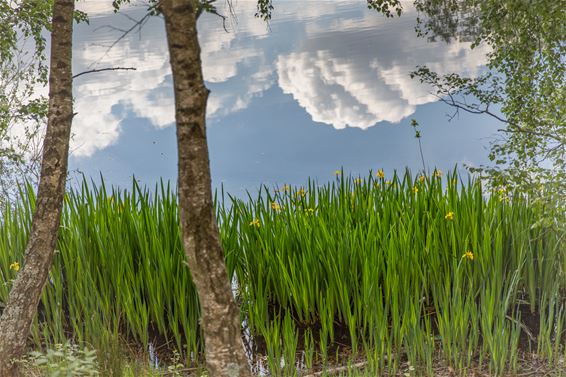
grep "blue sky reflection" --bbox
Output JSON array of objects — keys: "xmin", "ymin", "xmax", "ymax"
[{"xmin": 69, "ymin": 1, "xmax": 499, "ymax": 197}]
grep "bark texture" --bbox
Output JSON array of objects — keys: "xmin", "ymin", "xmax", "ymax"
[
  {"xmin": 0, "ymin": 1, "xmax": 75, "ymax": 375},
  {"xmin": 161, "ymin": 1, "xmax": 251, "ymax": 376}
]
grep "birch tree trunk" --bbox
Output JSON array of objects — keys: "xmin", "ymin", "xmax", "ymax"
[
  {"xmin": 0, "ymin": 0, "xmax": 75, "ymax": 375},
  {"xmin": 160, "ymin": 1, "xmax": 251, "ymax": 376}
]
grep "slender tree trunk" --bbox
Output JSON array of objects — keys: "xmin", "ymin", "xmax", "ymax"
[
  {"xmin": 0, "ymin": 0, "xmax": 74, "ymax": 375},
  {"xmin": 160, "ymin": 1, "xmax": 251, "ymax": 376}
]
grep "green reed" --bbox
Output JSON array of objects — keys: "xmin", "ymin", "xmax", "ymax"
[
  {"xmin": 0, "ymin": 179, "xmax": 201, "ymax": 374},
  {"xmin": 0, "ymin": 169, "xmax": 564, "ymax": 376},
  {"xmin": 219, "ymin": 169, "xmax": 565, "ymax": 375}
]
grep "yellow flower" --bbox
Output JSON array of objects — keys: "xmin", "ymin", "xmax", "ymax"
[
  {"xmin": 282, "ymin": 184, "xmax": 291, "ymax": 192},
  {"xmin": 433, "ymin": 169, "xmax": 443, "ymax": 177},
  {"xmin": 334, "ymin": 170, "xmax": 341, "ymax": 176},
  {"xmin": 9, "ymin": 261, "xmax": 20, "ymax": 272},
  {"xmin": 412, "ymin": 186, "xmax": 419, "ymax": 194},
  {"xmin": 385, "ymin": 180, "xmax": 392, "ymax": 185},
  {"xmin": 419, "ymin": 175, "xmax": 425, "ymax": 183},
  {"xmin": 271, "ymin": 202, "xmax": 281, "ymax": 211},
  {"xmin": 296, "ymin": 188, "xmax": 306, "ymax": 198},
  {"xmin": 499, "ymin": 195, "xmax": 509, "ymax": 203},
  {"xmin": 354, "ymin": 178, "xmax": 363, "ymax": 184},
  {"xmin": 305, "ymin": 207, "xmax": 315, "ymax": 215},
  {"xmin": 445, "ymin": 211, "xmax": 454, "ymax": 220},
  {"xmin": 249, "ymin": 218, "xmax": 260, "ymax": 227},
  {"xmin": 376, "ymin": 169, "xmax": 385, "ymax": 179},
  {"xmin": 462, "ymin": 250, "xmax": 474, "ymax": 261}
]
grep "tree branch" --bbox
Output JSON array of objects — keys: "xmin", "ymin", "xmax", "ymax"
[
  {"xmin": 88, "ymin": 2, "xmax": 162, "ymax": 69},
  {"xmin": 436, "ymin": 93, "xmax": 566, "ymax": 144},
  {"xmin": 72, "ymin": 67, "xmax": 136, "ymax": 79}
]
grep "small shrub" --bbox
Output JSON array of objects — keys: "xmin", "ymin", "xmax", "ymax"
[{"xmin": 22, "ymin": 342, "xmax": 99, "ymax": 377}]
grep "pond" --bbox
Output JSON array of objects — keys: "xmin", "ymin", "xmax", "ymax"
[{"xmin": 70, "ymin": 0, "xmax": 499, "ymax": 197}]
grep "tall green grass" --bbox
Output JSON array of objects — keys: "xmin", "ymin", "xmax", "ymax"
[
  {"xmin": 219, "ymin": 169, "xmax": 565, "ymax": 375},
  {"xmin": 0, "ymin": 180, "xmax": 201, "ymax": 375},
  {"xmin": 0, "ymin": 170, "xmax": 564, "ymax": 376}
]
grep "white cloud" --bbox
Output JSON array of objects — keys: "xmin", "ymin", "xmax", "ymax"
[
  {"xmin": 66, "ymin": 1, "xmax": 276, "ymax": 157},
  {"xmin": 207, "ymin": 64, "xmax": 274, "ymax": 117},
  {"xmin": 42, "ymin": 0, "xmax": 490, "ymax": 158},
  {"xmin": 277, "ymin": 51, "xmax": 413, "ymax": 129},
  {"xmin": 276, "ymin": 4, "xmax": 489, "ymax": 129},
  {"xmin": 70, "ymin": 10, "xmax": 174, "ymax": 157}
]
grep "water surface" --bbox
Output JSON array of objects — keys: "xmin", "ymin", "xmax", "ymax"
[{"xmin": 70, "ymin": 0, "xmax": 498, "ymax": 196}]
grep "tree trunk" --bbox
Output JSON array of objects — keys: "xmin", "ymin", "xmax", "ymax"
[
  {"xmin": 160, "ymin": 1, "xmax": 251, "ymax": 376},
  {"xmin": 0, "ymin": 0, "xmax": 74, "ymax": 375}
]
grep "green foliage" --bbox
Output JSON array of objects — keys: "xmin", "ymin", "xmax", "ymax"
[
  {"xmin": 224, "ymin": 170, "xmax": 564, "ymax": 375},
  {"xmin": 0, "ymin": 1, "xmax": 52, "ymax": 199},
  {"xmin": 255, "ymin": 0, "xmax": 273, "ymax": 21},
  {"xmin": 0, "ymin": 179, "xmax": 201, "ymax": 375},
  {"xmin": 0, "ymin": 1, "xmax": 88, "ymax": 203},
  {"xmin": 166, "ymin": 350, "xmax": 185, "ymax": 376},
  {"xmin": 366, "ymin": 0, "xmax": 402, "ymax": 18},
  {"xmin": 21, "ymin": 342, "xmax": 99, "ymax": 377},
  {"xmin": 414, "ymin": 0, "xmax": 480, "ymax": 43},
  {"xmin": 0, "ymin": 172, "xmax": 564, "ymax": 375},
  {"xmin": 0, "ymin": 0, "xmax": 52, "ymax": 69},
  {"xmin": 412, "ymin": 0, "xmax": 565, "ymax": 228}
]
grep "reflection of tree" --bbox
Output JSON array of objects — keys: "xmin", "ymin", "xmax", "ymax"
[
  {"xmin": 412, "ymin": 0, "xmax": 565, "ymax": 227},
  {"xmin": 414, "ymin": 0, "xmax": 481, "ymax": 43}
]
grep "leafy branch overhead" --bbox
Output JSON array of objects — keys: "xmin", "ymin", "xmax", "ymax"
[
  {"xmin": 412, "ymin": 0, "xmax": 565, "ymax": 226},
  {"xmin": 366, "ymin": 0, "xmax": 403, "ymax": 18},
  {"xmin": 0, "ymin": 1, "xmax": 53, "ymax": 200},
  {"xmin": 0, "ymin": 1, "xmax": 89, "ymax": 201}
]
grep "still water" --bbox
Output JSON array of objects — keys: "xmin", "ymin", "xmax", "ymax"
[{"xmin": 70, "ymin": 0, "xmax": 498, "ymax": 197}]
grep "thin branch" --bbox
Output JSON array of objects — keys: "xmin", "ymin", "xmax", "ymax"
[
  {"xmin": 196, "ymin": 0, "xmax": 230, "ymax": 32},
  {"xmin": 436, "ymin": 92, "xmax": 508, "ymax": 123},
  {"xmin": 435, "ymin": 93, "xmax": 566, "ymax": 144},
  {"xmin": 88, "ymin": 1, "xmax": 162, "ymax": 69},
  {"xmin": 301, "ymin": 361, "xmax": 369, "ymax": 377},
  {"xmin": 72, "ymin": 67, "xmax": 137, "ymax": 79},
  {"xmin": 496, "ymin": 126, "xmax": 566, "ymax": 144}
]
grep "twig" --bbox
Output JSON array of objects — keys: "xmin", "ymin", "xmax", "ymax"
[
  {"xmin": 72, "ymin": 67, "xmax": 137, "ymax": 79},
  {"xmin": 88, "ymin": 2, "xmax": 161, "ymax": 69},
  {"xmin": 436, "ymin": 93, "xmax": 565, "ymax": 144},
  {"xmin": 161, "ymin": 367, "xmax": 198, "ymax": 376},
  {"xmin": 505, "ymin": 314, "xmax": 536, "ymax": 343},
  {"xmin": 301, "ymin": 361, "xmax": 368, "ymax": 377}
]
